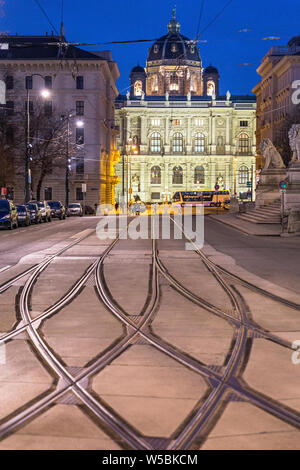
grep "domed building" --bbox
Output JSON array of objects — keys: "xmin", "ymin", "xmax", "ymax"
[{"xmin": 114, "ymin": 10, "xmax": 257, "ymax": 205}]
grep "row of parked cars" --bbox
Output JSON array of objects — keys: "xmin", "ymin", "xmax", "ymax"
[{"xmin": 0, "ymin": 200, "xmax": 83, "ymax": 230}]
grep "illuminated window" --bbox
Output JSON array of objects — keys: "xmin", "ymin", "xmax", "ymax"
[
  {"xmin": 152, "ymin": 74, "xmax": 158, "ymax": 92},
  {"xmin": 134, "ymin": 80, "xmax": 143, "ymax": 96},
  {"xmin": 238, "ymin": 133, "xmax": 249, "ymax": 154},
  {"xmin": 170, "ymin": 72, "xmax": 179, "ymax": 91},
  {"xmin": 207, "ymin": 80, "xmax": 215, "ymax": 96},
  {"xmin": 238, "ymin": 165, "xmax": 249, "ymax": 184},
  {"xmin": 173, "ymin": 119, "xmax": 181, "ymax": 126},
  {"xmin": 194, "ymin": 118, "xmax": 204, "ymax": 127},
  {"xmin": 151, "ymin": 119, "xmax": 160, "ymax": 126},
  {"xmin": 150, "ymin": 132, "xmax": 161, "ymax": 153},
  {"xmin": 173, "ymin": 132, "xmax": 183, "ymax": 153},
  {"xmin": 172, "ymin": 166, "xmax": 183, "ymax": 184},
  {"xmin": 194, "ymin": 166, "xmax": 205, "ymax": 184},
  {"xmin": 171, "ymin": 43, "xmax": 177, "ymax": 52},
  {"xmin": 194, "ymin": 133, "xmax": 205, "ymax": 153},
  {"xmin": 151, "ymin": 166, "xmax": 161, "ymax": 184},
  {"xmin": 154, "ymin": 44, "xmax": 159, "ymax": 53}
]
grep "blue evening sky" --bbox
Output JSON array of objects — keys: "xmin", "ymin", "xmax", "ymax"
[{"xmin": 1, "ymin": 0, "xmax": 300, "ymax": 95}]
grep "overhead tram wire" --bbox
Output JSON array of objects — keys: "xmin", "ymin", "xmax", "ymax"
[{"xmin": 32, "ymin": 0, "xmax": 59, "ymax": 36}]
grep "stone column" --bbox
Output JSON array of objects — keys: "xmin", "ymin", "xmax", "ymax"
[
  {"xmin": 211, "ymin": 161, "xmax": 216, "ymax": 190},
  {"xmin": 225, "ymin": 162, "xmax": 230, "ymax": 190}
]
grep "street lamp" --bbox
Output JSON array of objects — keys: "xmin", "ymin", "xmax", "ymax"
[
  {"xmin": 61, "ymin": 112, "xmax": 85, "ymax": 209},
  {"xmin": 25, "ymin": 74, "xmax": 51, "ymax": 203}
]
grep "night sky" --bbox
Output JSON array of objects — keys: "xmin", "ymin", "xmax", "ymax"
[{"xmin": 1, "ymin": 0, "xmax": 300, "ymax": 95}]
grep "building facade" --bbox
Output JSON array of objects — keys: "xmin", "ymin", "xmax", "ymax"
[
  {"xmin": 253, "ymin": 36, "xmax": 300, "ymax": 167},
  {"xmin": 115, "ymin": 12, "xmax": 256, "ymax": 203},
  {"xmin": 0, "ymin": 34, "xmax": 120, "ymax": 206}
]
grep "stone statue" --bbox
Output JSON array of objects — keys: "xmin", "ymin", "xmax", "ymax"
[
  {"xmin": 288, "ymin": 124, "xmax": 300, "ymax": 166},
  {"xmin": 126, "ymin": 91, "xmax": 130, "ymax": 100},
  {"xmin": 212, "ymin": 90, "xmax": 216, "ymax": 101},
  {"xmin": 165, "ymin": 91, "xmax": 169, "ymax": 101},
  {"xmin": 141, "ymin": 91, "xmax": 145, "ymax": 100},
  {"xmin": 226, "ymin": 90, "xmax": 231, "ymax": 101},
  {"xmin": 187, "ymin": 91, "xmax": 191, "ymax": 101},
  {"xmin": 259, "ymin": 138, "xmax": 286, "ymax": 169}
]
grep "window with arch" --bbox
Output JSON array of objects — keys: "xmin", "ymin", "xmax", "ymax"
[
  {"xmin": 152, "ymin": 74, "xmax": 158, "ymax": 92},
  {"xmin": 194, "ymin": 166, "xmax": 205, "ymax": 184},
  {"xmin": 151, "ymin": 166, "xmax": 161, "ymax": 184},
  {"xmin": 238, "ymin": 133, "xmax": 249, "ymax": 154},
  {"xmin": 238, "ymin": 165, "xmax": 249, "ymax": 185},
  {"xmin": 173, "ymin": 132, "xmax": 183, "ymax": 153},
  {"xmin": 172, "ymin": 166, "xmax": 183, "ymax": 184},
  {"xmin": 150, "ymin": 132, "xmax": 161, "ymax": 153},
  {"xmin": 170, "ymin": 72, "xmax": 179, "ymax": 91},
  {"xmin": 207, "ymin": 80, "xmax": 215, "ymax": 96},
  {"xmin": 194, "ymin": 132, "xmax": 205, "ymax": 153},
  {"xmin": 134, "ymin": 80, "xmax": 143, "ymax": 96}
]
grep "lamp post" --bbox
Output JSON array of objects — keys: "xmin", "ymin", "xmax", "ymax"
[
  {"xmin": 121, "ymin": 127, "xmax": 136, "ymax": 213},
  {"xmin": 25, "ymin": 74, "xmax": 50, "ymax": 203},
  {"xmin": 61, "ymin": 113, "xmax": 84, "ymax": 209}
]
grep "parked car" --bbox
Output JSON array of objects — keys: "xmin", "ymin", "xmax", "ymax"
[
  {"xmin": 48, "ymin": 201, "xmax": 66, "ymax": 219},
  {"xmin": 25, "ymin": 203, "xmax": 42, "ymax": 224},
  {"xmin": 0, "ymin": 199, "xmax": 18, "ymax": 229},
  {"xmin": 67, "ymin": 203, "xmax": 83, "ymax": 217},
  {"xmin": 16, "ymin": 205, "xmax": 31, "ymax": 226},
  {"xmin": 37, "ymin": 201, "xmax": 52, "ymax": 222}
]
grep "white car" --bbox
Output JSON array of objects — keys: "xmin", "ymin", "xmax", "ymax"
[{"xmin": 67, "ymin": 203, "xmax": 83, "ymax": 217}]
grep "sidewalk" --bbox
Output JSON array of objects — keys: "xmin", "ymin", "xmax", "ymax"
[{"xmin": 208, "ymin": 213, "xmax": 282, "ymax": 236}]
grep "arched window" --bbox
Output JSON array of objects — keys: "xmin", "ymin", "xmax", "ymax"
[
  {"xmin": 238, "ymin": 133, "xmax": 249, "ymax": 154},
  {"xmin": 173, "ymin": 166, "xmax": 183, "ymax": 184},
  {"xmin": 151, "ymin": 166, "xmax": 161, "ymax": 184},
  {"xmin": 173, "ymin": 132, "xmax": 183, "ymax": 153},
  {"xmin": 194, "ymin": 166, "xmax": 205, "ymax": 184},
  {"xmin": 194, "ymin": 132, "xmax": 205, "ymax": 153},
  {"xmin": 238, "ymin": 165, "xmax": 249, "ymax": 185},
  {"xmin": 150, "ymin": 132, "xmax": 161, "ymax": 153},
  {"xmin": 207, "ymin": 80, "xmax": 215, "ymax": 96},
  {"xmin": 152, "ymin": 74, "xmax": 158, "ymax": 92},
  {"xmin": 134, "ymin": 80, "xmax": 142, "ymax": 96},
  {"xmin": 170, "ymin": 72, "xmax": 179, "ymax": 91}
]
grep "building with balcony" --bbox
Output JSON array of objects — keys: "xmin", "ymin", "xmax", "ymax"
[
  {"xmin": 0, "ymin": 33, "xmax": 120, "ymax": 206},
  {"xmin": 253, "ymin": 36, "xmax": 300, "ymax": 168},
  {"xmin": 115, "ymin": 11, "xmax": 256, "ymax": 203}
]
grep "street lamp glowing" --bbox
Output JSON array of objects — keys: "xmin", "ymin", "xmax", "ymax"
[
  {"xmin": 40, "ymin": 89, "xmax": 50, "ymax": 98},
  {"xmin": 76, "ymin": 119, "xmax": 84, "ymax": 127}
]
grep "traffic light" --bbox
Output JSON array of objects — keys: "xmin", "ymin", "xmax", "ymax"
[{"xmin": 279, "ymin": 180, "xmax": 288, "ymax": 190}]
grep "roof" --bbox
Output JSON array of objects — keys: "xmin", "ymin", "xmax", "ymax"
[
  {"xmin": 0, "ymin": 35, "xmax": 107, "ymax": 61},
  {"xmin": 147, "ymin": 12, "xmax": 201, "ymax": 63},
  {"xmin": 130, "ymin": 65, "xmax": 145, "ymax": 75},
  {"xmin": 204, "ymin": 65, "xmax": 219, "ymax": 74}
]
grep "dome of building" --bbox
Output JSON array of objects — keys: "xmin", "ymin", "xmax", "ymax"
[
  {"xmin": 147, "ymin": 9, "xmax": 201, "ymax": 63},
  {"xmin": 204, "ymin": 65, "xmax": 219, "ymax": 74},
  {"xmin": 130, "ymin": 65, "xmax": 145, "ymax": 74}
]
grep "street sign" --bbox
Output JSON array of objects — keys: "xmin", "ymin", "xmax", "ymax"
[
  {"xmin": 279, "ymin": 180, "xmax": 288, "ymax": 190},
  {"xmin": 247, "ymin": 180, "xmax": 251, "ymax": 188},
  {"xmin": 1, "ymin": 187, "xmax": 7, "ymax": 196},
  {"xmin": 214, "ymin": 184, "xmax": 219, "ymax": 191},
  {"xmin": 82, "ymin": 183, "xmax": 87, "ymax": 193}
]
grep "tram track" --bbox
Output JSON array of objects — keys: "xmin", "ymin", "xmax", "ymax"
[{"xmin": 1, "ymin": 215, "xmax": 300, "ymax": 450}]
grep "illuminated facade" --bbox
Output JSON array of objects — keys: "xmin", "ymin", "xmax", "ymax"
[{"xmin": 115, "ymin": 11, "xmax": 256, "ymax": 203}]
